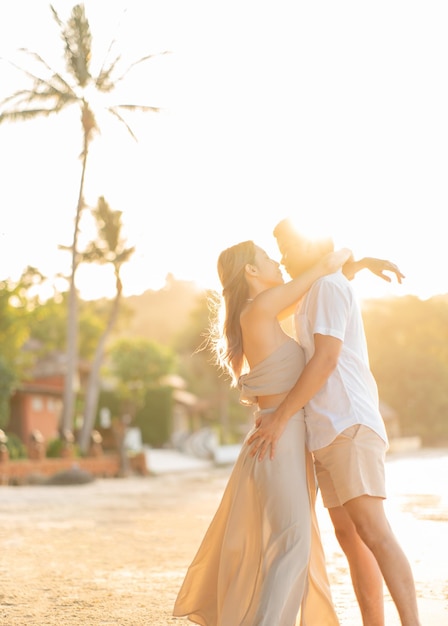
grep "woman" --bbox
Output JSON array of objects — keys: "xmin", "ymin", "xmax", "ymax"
[{"xmin": 173, "ymin": 240, "xmax": 351, "ymax": 626}]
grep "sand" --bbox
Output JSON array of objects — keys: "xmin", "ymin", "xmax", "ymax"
[{"xmin": 0, "ymin": 448, "xmax": 447, "ymax": 625}]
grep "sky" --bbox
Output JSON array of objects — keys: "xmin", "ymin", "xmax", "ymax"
[{"xmin": 0, "ymin": 0, "xmax": 447, "ymax": 302}]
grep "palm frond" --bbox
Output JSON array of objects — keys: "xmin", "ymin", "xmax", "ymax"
[
  {"xmin": 17, "ymin": 48, "xmax": 76, "ymax": 95},
  {"xmin": 94, "ymin": 54, "xmax": 122, "ymax": 93},
  {"xmin": 115, "ymin": 247, "xmax": 135, "ymax": 265},
  {"xmin": 52, "ymin": 4, "xmax": 93, "ymax": 87},
  {"xmin": 50, "ymin": 4, "xmax": 64, "ymax": 29},
  {"xmin": 0, "ymin": 88, "xmax": 38, "ymax": 108},
  {"xmin": 1, "ymin": 57, "xmax": 77, "ymax": 102},
  {"xmin": 113, "ymin": 104, "xmax": 161, "ymax": 113},
  {"xmin": 79, "ymin": 243, "xmax": 104, "ymax": 263},
  {"xmin": 113, "ymin": 50, "xmax": 171, "ymax": 85},
  {"xmin": 95, "ymin": 7, "xmax": 127, "ymax": 91},
  {"xmin": 57, "ymin": 244, "xmax": 72, "ymax": 253},
  {"xmin": 25, "ymin": 79, "xmax": 73, "ymax": 104},
  {"xmin": 5, "ymin": 82, "xmax": 76, "ymax": 107},
  {"xmin": 0, "ymin": 107, "xmax": 64, "ymax": 124},
  {"xmin": 1, "ymin": 85, "xmax": 77, "ymax": 120},
  {"xmin": 106, "ymin": 107, "xmax": 138, "ymax": 141},
  {"xmin": 51, "ymin": 5, "xmax": 76, "ymax": 59},
  {"xmin": 27, "ymin": 89, "xmax": 77, "ymax": 110}
]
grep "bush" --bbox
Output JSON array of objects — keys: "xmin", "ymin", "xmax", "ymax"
[
  {"xmin": 46, "ymin": 437, "xmax": 80, "ymax": 458},
  {"xmin": 135, "ymin": 386, "xmax": 173, "ymax": 447},
  {"xmin": 5, "ymin": 432, "xmax": 27, "ymax": 459}
]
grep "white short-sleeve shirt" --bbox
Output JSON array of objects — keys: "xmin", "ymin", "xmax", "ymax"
[{"xmin": 295, "ymin": 270, "xmax": 388, "ymax": 451}]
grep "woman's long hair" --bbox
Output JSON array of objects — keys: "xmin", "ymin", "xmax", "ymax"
[{"xmin": 210, "ymin": 240, "xmax": 256, "ymax": 386}]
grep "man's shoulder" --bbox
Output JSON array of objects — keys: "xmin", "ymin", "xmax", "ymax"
[
  {"xmin": 306, "ymin": 272, "xmax": 353, "ymax": 308},
  {"xmin": 313, "ymin": 271, "xmax": 352, "ymax": 291}
]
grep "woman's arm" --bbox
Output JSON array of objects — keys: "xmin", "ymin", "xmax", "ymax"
[
  {"xmin": 256, "ymin": 248, "xmax": 352, "ymax": 319},
  {"xmin": 343, "ymin": 257, "xmax": 405, "ymax": 283}
]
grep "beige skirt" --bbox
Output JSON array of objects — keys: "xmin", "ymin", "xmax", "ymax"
[{"xmin": 173, "ymin": 410, "xmax": 340, "ymax": 626}]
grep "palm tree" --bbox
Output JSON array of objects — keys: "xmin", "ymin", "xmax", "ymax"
[
  {"xmin": 0, "ymin": 4, "xmax": 168, "ymax": 433},
  {"xmin": 77, "ymin": 196, "xmax": 134, "ymax": 454}
]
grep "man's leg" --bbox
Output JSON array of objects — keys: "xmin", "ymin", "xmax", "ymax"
[
  {"xmin": 344, "ymin": 495, "xmax": 421, "ymax": 626},
  {"xmin": 328, "ymin": 505, "xmax": 384, "ymax": 626}
]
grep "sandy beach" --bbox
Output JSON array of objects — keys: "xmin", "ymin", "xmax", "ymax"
[{"xmin": 0, "ymin": 447, "xmax": 447, "ymax": 625}]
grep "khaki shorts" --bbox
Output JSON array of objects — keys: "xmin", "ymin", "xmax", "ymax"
[{"xmin": 313, "ymin": 425, "xmax": 387, "ymax": 508}]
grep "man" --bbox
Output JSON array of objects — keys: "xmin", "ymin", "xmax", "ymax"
[{"xmin": 247, "ymin": 218, "xmax": 420, "ymax": 626}]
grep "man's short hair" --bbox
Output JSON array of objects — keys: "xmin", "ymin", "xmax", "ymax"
[{"xmin": 273, "ymin": 217, "xmax": 300, "ymax": 242}]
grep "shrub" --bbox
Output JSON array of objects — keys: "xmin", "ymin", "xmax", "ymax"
[
  {"xmin": 46, "ymin": 437, "xmax": 80, "ymax": 458},
  {"xmin": 5, "ymin": 432, "xmax": 27, "ymax": 459}
]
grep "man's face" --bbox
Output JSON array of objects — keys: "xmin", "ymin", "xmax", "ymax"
[
  {"xmin": 276, "ymin": 234, "xmax": 318, "ymax": 279},
  {"xmin": 277, "ymin": 233, "xmax": 333, "ymax": 278}
]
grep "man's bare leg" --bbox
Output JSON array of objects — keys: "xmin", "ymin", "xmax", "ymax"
[
  {"xmin": 344, "ymin": 495, "xmax": 421, "ymax": 626},
  {"xmin": 329, "ymin": 506, "xmax": 384, "ymax": 626}
]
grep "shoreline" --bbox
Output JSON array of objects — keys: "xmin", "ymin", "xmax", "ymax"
[{"xmin": 0, "ymin": 448, "xmax": 447, "ymax": 625}]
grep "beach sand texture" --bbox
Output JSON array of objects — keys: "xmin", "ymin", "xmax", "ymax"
[{"xmin": 0, "ymin": 448, "xmax": 447, "ymax": 625}]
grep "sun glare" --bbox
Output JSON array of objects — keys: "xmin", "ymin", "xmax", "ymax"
[{"xmin": 0, "ymin": 1, "xmax": 447, "ymax": 303}]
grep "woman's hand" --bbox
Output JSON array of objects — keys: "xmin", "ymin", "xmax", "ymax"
[
  {"xmin": 246, "ymin": 412, "xmax": 288, "ymax": 461},
  {"xmin": 343, "ymin": 257, "xmax": 405, "ymax": 283},
  {"xmin": 362, "ymin": 257, "xmax": 405, "ymax": 283}
]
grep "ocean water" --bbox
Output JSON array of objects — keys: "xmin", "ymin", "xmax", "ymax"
[{"xmin": 317, "ymin": 447, "xmax": 448, "ymax": 625}]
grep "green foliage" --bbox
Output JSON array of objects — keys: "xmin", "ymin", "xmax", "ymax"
[
  {"xmin": 135, "ymin": 387, "xmax": 173, "ymax": 447},
  {"xmin": 174, "ymin": 291, "xmax": 219, "ymax": 399},
  {"xmin": 46, "ymin": 438, "xmax": 65, "ymax": 458},
  {"xmin": 80, "ymin": 197, "xmax": 135, "ymax": 269},
  {"xmin": 46, "ymin": 437, "xmax": 80, "ymax": 458},
  {"xmin": 109, "ymin": 337, "xmax": 177, "ymax": 388},
  {"xmin": 94, "ymin": 386, "xmax": 174, "ymax": 447},
  {"xmin": 0, "ymin": 275, "xmax": 32, "ymax": 365},
  {"xmin": 173, "ymin": 291, "xmax": 250, "ymax": 442},
  {"xmin": 363, "ymin": 295, "xmax": 448, "ymax": 444},
  {"xmin": 0, "ymin": 358, "xmax": 17, "ymax": 429},
  {"xmin": 27, "ymin": 293, "xmax": 67, "ymax": 355},
  {"xmin": 78, "ymin": 303, "xmax": 108, "ymax": 360},
  {"xmin": 27, "ymin": 292, "xmax": 124, "ymax": 361},
  {"xmin": 56, "ymin": 3, "xmax": 93, "ymax": 87},
  {"xmin": 0, "ymin": 269, "xmax": 48, "ymax": 427},
  {"xmin": 4, "ymin": 432, "xmax": 27, "ymax": 460},
  {"xmin": 1, "ymin": 1, "xmax": 168, "ymax": 433},
  {"xmin": 1, "ymin": 3, "xmax": 165, "ymax": 134},
  {"xmin": 3, "ymin": 264, "xmax": 448, "ymax": 449},
  {"xmin": 96, "ymin": 389, "xmax": 121, "ymax": 424},
  {"xmin": 105, "ymin": 337, "xmax": 176, "ymax": 424}
]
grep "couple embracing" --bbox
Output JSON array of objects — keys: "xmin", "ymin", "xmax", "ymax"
[{"xmin": 173, "ymin": 218, "xmax": 420, "ymax": 626}]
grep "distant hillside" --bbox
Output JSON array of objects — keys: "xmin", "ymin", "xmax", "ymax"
[
  {"xmin": 117, "ymin": 281, "xmax": 448, "ymax": 348},
  {"xmin": 118, "ymin": 274, "xmax": 205, "ymax": 345}
]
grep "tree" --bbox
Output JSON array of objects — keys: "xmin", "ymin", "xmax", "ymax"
[
  {"xmin": 105, "ymin": 337, "xmax": 177, "ymax": 428},
  {"xmin": 0, "ymin": 3, "xmax": 168, "ymax": 434},
  {"xmin": 363, "ymin": 295, "xmax": 448, "ymax": 443},
  {"xmin": 0, "ymin": 267, "xmax": 46, "ymax": 428},
  {"xmin": 28, "ymin": 291, "xmax": 118, "ymax": 362},
  {"xmin": 78, "ymin": 196, "xmax": 135, "ymax": 453},
  {"xmin": 0, "ymin": 358, "xmax": 16, "ymax": 430},
  {"xmin": 174, "ymin": 291, "xmax": 249, "ymax": 443}
]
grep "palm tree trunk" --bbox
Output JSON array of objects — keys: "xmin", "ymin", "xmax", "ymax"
[
  {"xmin": 78, "ymin": 275, "xmax": 123, "ymax": 454},
  {"xmin": 60, "ymin": 132, "xmax": 89, "ymax": 434}
]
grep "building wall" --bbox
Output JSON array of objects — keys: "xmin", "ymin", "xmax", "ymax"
[{"xmin": 9, "ymin": 392, "xmax": 61, "ymax": 444}]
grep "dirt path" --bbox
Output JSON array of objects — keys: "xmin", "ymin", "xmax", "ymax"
[{"xmin": 0, "ymin": 450, "xmax": 447, "ymax": 625}]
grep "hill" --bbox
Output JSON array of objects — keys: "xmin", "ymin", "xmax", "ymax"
[{"xmin": 118, "ymin": 274, "xmax": 205, "ymax": 345}]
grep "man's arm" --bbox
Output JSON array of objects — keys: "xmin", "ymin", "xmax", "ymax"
[{"xmin": 246, "ymin": 334, "xmax": 343, "ymax": 461}]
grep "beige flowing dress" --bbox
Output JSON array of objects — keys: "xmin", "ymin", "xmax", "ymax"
[{"xmin": 173, "ymin": 338, "xmax": 339, "ymax": 626}]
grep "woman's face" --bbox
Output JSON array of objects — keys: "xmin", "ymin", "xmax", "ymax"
[{"xmin": 253, "ymin": 246, "xmax": 284, "ymax": 286}]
